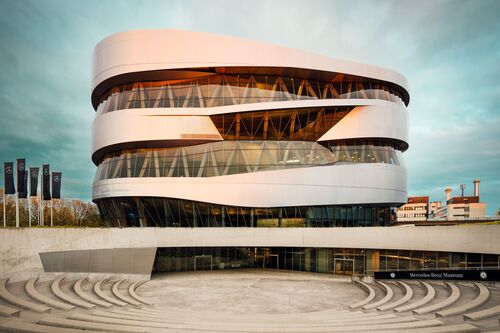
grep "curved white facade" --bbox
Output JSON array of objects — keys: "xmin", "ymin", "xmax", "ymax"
[{"xmin": 91, "ymin": 30, "xmax": 409, "ymax": 228}]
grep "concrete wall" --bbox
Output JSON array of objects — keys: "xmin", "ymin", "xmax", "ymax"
[{"xmin": 1, "ymin": 225, "xmax": 499, "ymax": 281}]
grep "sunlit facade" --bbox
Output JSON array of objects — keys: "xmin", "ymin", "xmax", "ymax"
[{"xmin": 91, "ymin": 30, "xmax": 409, "ymax": 230}]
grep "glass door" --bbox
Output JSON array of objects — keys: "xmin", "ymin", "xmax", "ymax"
[
  {"xmin": 263, "ymin": 254, "xmax": 279, "ymax": 269},
  {"xmin": 334, "ymin": 258, "xmax": 354, "ymax": 275},
  {"xmin": 194, "ymin": 255, "xmax": 213, "ymax": 271}
]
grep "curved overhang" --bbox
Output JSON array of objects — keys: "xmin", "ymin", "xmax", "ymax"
[
  {"xmin": 92, "ymin": 163, "xmax": 407, "ymax": 207},
  {"xmin": 92, "ymin": 99, "xmax": 408, "ymax": 163},
  {"xmin": 91, "ymin": 29, "xmax": 410, "ymax": 109}
]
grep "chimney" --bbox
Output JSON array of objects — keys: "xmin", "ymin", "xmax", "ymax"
[
  {"xmin": 445, "ymin": 188, "xmax": 452, "ymax": 202},
  {"xmin": 473, "ymin": 179, "xmax": 480, "ymax": 197}
]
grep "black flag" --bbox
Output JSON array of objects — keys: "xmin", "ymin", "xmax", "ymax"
[
  {"xmin": 51, "ymin": 172, "xmax": 62, "ymax": 199},
  {"xmin": 3, "ymin": 162, "xmax": 15, "ymax": 194},
  {"xmin": 30, "ymin": 167, "xmax": 39, "ymax": 197},
  {"xmin": 17, "ymin": 158, "xmax": 27, "ymax": 197},
  {"xmin": 42, "ymin": 164, "xmax": 51, "ymax": 200},
  {"xmin": 19, "ymin": 171, "xmax": 28, "ymax": 198}
]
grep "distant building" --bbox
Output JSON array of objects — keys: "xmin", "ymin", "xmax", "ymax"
[
  {"xmin": 397, "ymin": 179, "xmax": 488, "ymax": 223},
  {"xmin": 396, "ymin": 196, "xmax": 429, "ymax": 222},
  {"xmin": 430, "ymin": 201, "xmax": 442, "ymax": 214},
  {"xmin": 430, "ymin": 180, "xmax": 487, "ymax": 221}
]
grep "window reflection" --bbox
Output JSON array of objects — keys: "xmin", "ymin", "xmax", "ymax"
[
  {"xmin": 96, "ymin": 74, "xmax": 406, "ymax": 113},
  {"xmin": 152, "ymin": 247, "xmax": 499, "ymax": 274},
  {"xmin": 96, "ymin": 197, "xmax": 395, "ymax": 228},
  {"xmin": 95, "ymin": 140, "xmax": 405, "ymax": 181}
]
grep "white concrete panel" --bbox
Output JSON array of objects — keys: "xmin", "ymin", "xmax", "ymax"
[
  {"xmin": 92, "ymin": 113, "xmax": 222, "ymax": 155},
  {"xmin": 92, "ymin": 30, "xmax": 409, "ymax": 96},
  {"xmin": 93, "ymin": 163, "xmax": 407, "ymax": 206},
  {"xmin": 318, "ymin": 103, "xmax": 409, "ymax": 145},
  {"xmin": 2, "ymin": 226, "xmax": 500, "ymax": 280}
]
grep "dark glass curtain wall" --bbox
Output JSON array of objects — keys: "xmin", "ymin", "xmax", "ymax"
[{"xmin": 96, "ymin": 197, "xmax": 395, "ymax": 228}]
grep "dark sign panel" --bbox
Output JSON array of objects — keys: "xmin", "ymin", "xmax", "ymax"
[
  {"xmin": 3, "ymin": 162, "xmax": 15, "ymax": 194},
  {"xmin": 42, "ymin": 164, "xmax": 51, "ymax": 200},
  {"xmin": 16, "ymin": 158, "xmax": 27, "ymax": 194},
  {"xmin": 51, "ymin": 172, "xmax": 62, "ymax": 199},
  {"xmin": 29, "ymin": 167, "xmax": 39, "ymax": 197},
  {"xmin": 375, "ymin": 270, "xmax": 500, "ymax": 281}
]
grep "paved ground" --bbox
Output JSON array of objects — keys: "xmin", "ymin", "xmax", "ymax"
[{"xmin": 140, "ymin": 269, "xmax": 364, "ymax": 314}]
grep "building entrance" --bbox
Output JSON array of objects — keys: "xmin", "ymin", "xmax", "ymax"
[
  {"xmin": 194, "ymin": 255, "xmax": 213, "ymax": 271},
  {"xmin": 334, "ymin": 258, "xmax": 354, "ymax": 275},
  {"xmin": 263, "ymin": 254, "xmax": 279, "ymax": 269}
]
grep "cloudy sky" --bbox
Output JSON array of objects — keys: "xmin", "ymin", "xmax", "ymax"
[{"xmin": 0, "ymin": 0, "xmax": 499, "ymax": 214}]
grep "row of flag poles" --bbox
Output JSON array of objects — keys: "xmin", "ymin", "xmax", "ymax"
[{"xmin": 3, "ymin": 159, "xmax": 62, "ymax": 228}]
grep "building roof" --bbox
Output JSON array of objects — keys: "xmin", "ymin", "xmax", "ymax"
[
  {"xmin": 407, "ymin": 196, "xmax": 429, "ymax": 204},
  {"xmin": 447, "ymin": 196, "xmax": 480, "ymax": 204}
]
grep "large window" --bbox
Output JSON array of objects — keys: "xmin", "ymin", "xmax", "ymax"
[
  {"xmin": 96, "ymin": 197, "xmax": 396, "ymax": 228},
  {"xmin": 152, "ymin": 247, "xmax": 499, "ymax": 275},
  {"xmin": 95, "ymin": 140, "xmax": 404, "ymax": 181},
  {"xmin": 96, "ymin": 74, "xmax": 406, "ymax": 113}
]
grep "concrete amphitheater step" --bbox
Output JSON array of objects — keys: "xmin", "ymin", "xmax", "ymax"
[
  {"xmin": 394, "ymin": 281, "xmax": 436, "ymax": 313},
  {"xmin": 0, "ymin": 278, "xmax": 51, "ymax": 313},
  {"xmin": 111, "ymin": 280, "xmax": 142, "ymax": 306},
  {"xmin": 73, "ymin": 278, "xmax": 113, "ymax": 308},
  {"xmin": 38, "ymin": 316, "xmax": 147, "ymax": 333},
  {"xmin": 67, "ymin": 312, "xmax": 444, "ymax": 332},
  {"xmin": 362, "ymin": 281, "xmax": 394, "ymax": 310},
  {"xmin": 378, "ymin": 281, "xmax": 413, "ymax": 311},
  {"xmin": 435, "ymin": 282, "xmax": 490, "ymax": 318},
  {"xmin": 413, "ymin": 282, "xmax": 461, "ymax": 315},
  {"xmin": 92, "ymin": 309, "xmax": 417, "ymax": 327},
  {"xmin": 93, "ymin": 279, "xmax": 127, "ymax": 307},
  {"xmin": 463, "ymin": 302, "xmax": 500, "ymax": 321},
  {"xmin": 115, "ymin": 306, "xmax": 394, "ymax": 321},
  {"xmin": 50, "ymin": 276, "xmax": 94, "ymax": 309},
  {"xmin": 25, "ymin": 278, "xmax": 74, "ymax": 311},
  {"xmin": 0, "ymin": 317, "xmax": 112, "ymax": 333},
  {"xmin": 349, "ymin": 281, "xmax": 376, "ymax": 309},
  {"xmin": 0, "ymin": 304, "xmax": 21, "ymax": 317},
  {"xmin": 127, "ymin": 280, "xmax": 153, "ymax": 306},
  {"xmin": 377, "ymin": 323, "xmax": 480, "ymax": 333}
]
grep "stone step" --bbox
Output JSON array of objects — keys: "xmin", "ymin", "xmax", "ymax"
[
  {"xmin": 25, "ymin": 278, "xmax": 74, "ymax": 311},
  {"xmin": 363, "ymin": 281, "xmax": 394, "ymax": 310},
  {"xmin": 394, "ymin": 281, "xmax": 436, "ymax": 313},
  {"xmin": 378, "ymin": 281, "xmax": 413, "ymax": 311},
  {"xmin": 38, "ymin": 316, "xmax": 147, "ymax": 333},
  {"xmin": 50, "ymin": 276, "xmax": 94, "ymax": 309},
  {"xmin": 0, "ymin": 304, "xmax": 21, "ymax": 317},
  {"xmin": 0, "ymin": 278, "xmax": 51, "ymax": 313},
  {"xmin": 93, "ymin": 279, "xmax": 127, "ymax": 307},
  {"xmin": 127, "ymin": 280, "xmax": 153, "ymax": 306},
  {"xmin": 73, "ymin": 278, "xmax": 113, "ymax": 308},
  {"xmin": 111, "ymin": 280, "xmax": 142, "ymax": 306},
  {"xmin": 349, "ymin": 281, "xmax": 376, "ymax": 309},
  {"xmin": 413, "ymin": 282, "xmax": 461, "ymax": 315},
  {"xmin": 436, "ymin": 282, "xmax": 490, "ymax": 318}
]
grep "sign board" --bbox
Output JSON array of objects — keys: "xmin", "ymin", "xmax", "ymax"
[{"xmin": 374, "ymin": 269, "xmax": 500, "ymax": 281}]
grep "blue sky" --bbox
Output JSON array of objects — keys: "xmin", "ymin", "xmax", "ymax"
[{"xmin": 0, "ymin": 0, "xmax": 499, "ymax": 214}]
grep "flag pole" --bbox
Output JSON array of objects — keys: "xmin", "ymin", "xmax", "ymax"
[
  {"xmin": 3, "ymin": 188, "xmax": 5, "ymax": 228},
  {"xmin": 40, "ymin": 168, "xmax": 43, "ymax": 227},
  {"xmin": 50, "ymin": 199, "xmax": 53, "ymax": 227},
  {"xmin": 28, "ymin": 173, "xmax": 32, "ymax": 227},
  {"xmin": 15, "ymin": 192, "xmax": 19, "ymax": 228}
]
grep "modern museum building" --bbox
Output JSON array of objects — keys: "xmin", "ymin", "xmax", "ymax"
[{"xmin": 78, "ymin": 30, "xmax": 499, "ymax": 277}]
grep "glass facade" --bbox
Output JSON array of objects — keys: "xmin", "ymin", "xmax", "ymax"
[
  {"xmin": 95, "ymin": 140, "xmax": 404, "ymax": 181},
  {"xmin": 96, "ymin": 73, "xmax": 406, "ymax": 113},
  {"xmin": 96, "ymin": 197, "xmax": 395, "ymax": 227},
  {"xmin": 210, "ymin": 106, "xmax": 352, "ymax": 141},
  {"xmin": 153, "ymin": 247, "xmax": 500, "ymax": 275}
]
